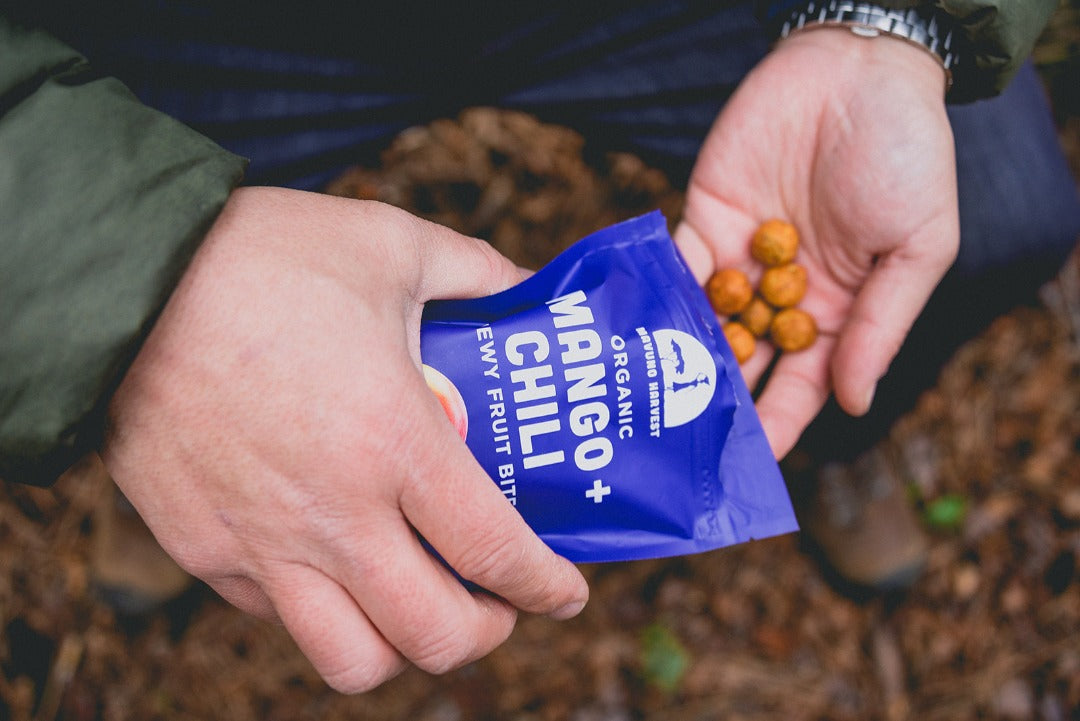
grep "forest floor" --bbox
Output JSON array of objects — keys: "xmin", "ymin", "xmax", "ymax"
[{"xmin": 2, "ymin": 4, "xmax": 1079, "ymax": 720}]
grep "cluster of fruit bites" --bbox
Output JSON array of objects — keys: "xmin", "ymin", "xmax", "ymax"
[{"xmin": 705, "ymin": 219, "xmax": 818, "ymax": 364}]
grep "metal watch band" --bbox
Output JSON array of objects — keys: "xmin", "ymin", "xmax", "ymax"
[{"xmin": 778, "ymin": 1, "xmax": 958, "ymax": 91}]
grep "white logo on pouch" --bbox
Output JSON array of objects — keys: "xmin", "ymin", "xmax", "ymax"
[{"xmin": 653, "ymin": 329, "xmax": 717, "ymax": 428}]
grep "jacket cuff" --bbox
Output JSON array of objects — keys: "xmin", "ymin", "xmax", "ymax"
[{"xmin": 0, "ymin": 16, "xmax": 247, "ymax": 486}]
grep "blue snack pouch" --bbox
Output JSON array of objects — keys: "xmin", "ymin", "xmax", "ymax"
[{"xmin": 420, "ymin": 211, "xmax": 797, "ymax": 563}]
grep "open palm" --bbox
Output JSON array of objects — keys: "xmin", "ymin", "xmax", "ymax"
[{"xmin": 675, "ymin": 29, "xmax": 960, "ymax": 458}]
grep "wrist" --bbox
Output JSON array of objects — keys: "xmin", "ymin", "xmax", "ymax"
[
  {"xmin": 775, "ymin": 1, "xmax": 959, "ymax": 96},
  {"xmin": 773, "ymin": 17, "xmax": 951, "ymax": 101}
]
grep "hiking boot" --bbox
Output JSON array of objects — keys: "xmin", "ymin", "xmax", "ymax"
[
  {"xmin": 90, "ymin": 479, "xmax": 193, "ymax": 616},
  {"xmin": 792, "ymin": 446, "xmax": 929, "ymax": 592}
]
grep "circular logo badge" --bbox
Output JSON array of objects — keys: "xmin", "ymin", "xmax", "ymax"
[{"xmin": 653, "ymin": 329, "xmax": 718, "ymax": 428}]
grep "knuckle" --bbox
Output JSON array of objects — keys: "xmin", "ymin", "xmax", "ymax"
[
  {"xmin": 453, "ymin": 535, "xmax": 565, "ymax": 614},
  {"xmin": 407, "ymin": 622, "xmax": 478, "ymax": 675},
  {"xmin": 472, "ymin": 238, "xmax": 518, "ymax": 290},
  {"xmin": 160, "ymin": 541, "xmax": 218, "ymax": 580},
  {"xmin": 211, "ymin": 575, "xmax": 277, "ymax": 620},
  {"xmin": 320, "ymin": 654, "xmax": 405, "ymax": 695},
  {"xmin": 450, "ymin": 520, "xmax": 527, "ymax": 586}
]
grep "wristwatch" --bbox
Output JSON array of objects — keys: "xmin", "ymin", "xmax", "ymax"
[{"xmin": 777, "ymin": 1, "xmax": 959, "ymax": 91}]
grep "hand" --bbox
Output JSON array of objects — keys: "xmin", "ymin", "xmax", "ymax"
[
  {"xmin": 102, "ymin": 187, "xmax": 588, "ymax": 692},
  {"xmin": 675, "ymin": 28, "xmax": 960, "ymax": 458}
]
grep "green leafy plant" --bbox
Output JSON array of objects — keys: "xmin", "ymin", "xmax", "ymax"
[
  {"xmin": 924, "ymin": 493, "xmax": 968, "ymax": 530},
  {"xmin": 640, "ymin": 622, "xmax": 689, "ymax": 692}
]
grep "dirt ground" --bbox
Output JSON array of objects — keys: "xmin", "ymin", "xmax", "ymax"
[{"xmin": 3, "ymin": 6, "xmax": 1080, "ymax": 721}]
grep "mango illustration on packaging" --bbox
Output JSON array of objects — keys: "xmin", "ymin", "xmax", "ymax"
[{"xmin": 422, "ymin": 364, "xmax": 469, "ymax": 440}]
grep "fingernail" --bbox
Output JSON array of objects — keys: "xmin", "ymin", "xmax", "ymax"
[
  {"xmin": 861, "ymin": 382, "xmax": 877, "ymax": 415},
  {"xmin": 550, "ymin": 599, "xmax": 587, "ymax": 620}
]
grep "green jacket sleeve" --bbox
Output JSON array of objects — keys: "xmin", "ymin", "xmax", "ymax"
[
  {"xmin": 936, "ymin": 0, "xmax": 1059, "ymax": 102},
  {"xmin": 0, "ymin": 14, "xmax": 247, "ymax": 486},
  {"xmin": 757, "ymin": 0, "xmax": 1060, "ymax": 102}
]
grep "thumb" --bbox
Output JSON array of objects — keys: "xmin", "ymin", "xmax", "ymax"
[
  {"xmin": 411, "ymin": 221, "xmax": 526, "ymax": 301},
  {"xmin": 830, "ymin": 237, "xmax": 956, "ymax": 416}
]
